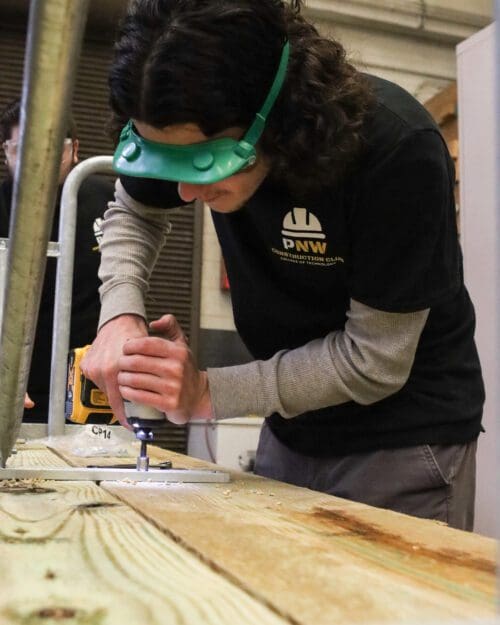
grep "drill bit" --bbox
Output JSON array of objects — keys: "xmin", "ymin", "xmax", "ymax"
[
  {"xmin": 137, "ymin": 438, "xmax": 149, "ymax": 472},
  {"xmin": 133, "ymin": 427, "xmax": 153, "ymax": 471}
]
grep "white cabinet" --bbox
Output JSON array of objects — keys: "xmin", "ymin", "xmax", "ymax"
[{"xmin": 188, "ymin": 417, "xmax": 264, "ymax": 471}]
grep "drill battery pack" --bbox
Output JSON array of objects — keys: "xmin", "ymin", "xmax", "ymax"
[{"xmin": 65, "ymin": 346, "xmax": 117, "ymax": 425}]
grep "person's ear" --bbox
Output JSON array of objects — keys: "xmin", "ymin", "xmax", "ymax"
[{"xmin": 72, "ymin": 139, "xmax": 79, "ymax": 164}]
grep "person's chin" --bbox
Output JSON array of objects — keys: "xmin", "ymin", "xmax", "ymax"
[{"xmin": 206, "ymin": 197, "xmax": 243, "ymax": 213}]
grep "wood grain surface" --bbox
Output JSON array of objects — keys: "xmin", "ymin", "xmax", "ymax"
[
  {"xmin": 0, "ymin": 446, "xmax": 289, "ymax": 625},
  {"xmin": 44, "ymin": 442, "xmax": 498, "ymax": 625}
]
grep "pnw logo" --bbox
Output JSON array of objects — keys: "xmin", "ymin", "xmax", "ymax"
[
  {"xmin": 281, "ymin": 208, "xmax": 327, "ymax": 255},
  {"xmin": 271, "ymin": 207, "xmax": 344, "ymax": 267}
]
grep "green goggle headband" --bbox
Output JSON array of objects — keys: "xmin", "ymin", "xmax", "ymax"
[{"xmin": 113, "ymin": 41, "xmax": 290, "ymax": 184}]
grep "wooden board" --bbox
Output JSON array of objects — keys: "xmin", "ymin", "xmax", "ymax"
[
  {"xmin": 102, "ymin": 460, "xmax": 497, "ymax": 625},
  {"xmin": 0, "ymin": 446, "xmax": 289, "ymax": 625},
  {"xmin": 0, "ymin": 442, "xmax": 497, "ymax": 625},
  {"xmin": 51, "ymin": 443, "xmax": 498, "ymax": 625}
]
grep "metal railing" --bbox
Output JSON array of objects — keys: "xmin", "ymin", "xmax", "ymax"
[{"xmin": 48, "ymin": 156, "xmax": 113, "ymax": 436}]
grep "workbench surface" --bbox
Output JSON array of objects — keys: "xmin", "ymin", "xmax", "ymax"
[{"xmin": 0, "ymin": 439, "xmax": 497, "ymax": 625}]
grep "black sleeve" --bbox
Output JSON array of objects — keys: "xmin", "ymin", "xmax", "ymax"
[
  {"xmin": 350, "ymin": 129, "xmax": 461, "ymax": 313},
  {"xmin": 120, "ymin": 175, "xmax": 189, "ymax": 209}
]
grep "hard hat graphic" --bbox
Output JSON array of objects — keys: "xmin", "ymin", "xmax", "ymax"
[{"xmin": 281, "ymin": 208, "xmax": 326, "ymax": 240}]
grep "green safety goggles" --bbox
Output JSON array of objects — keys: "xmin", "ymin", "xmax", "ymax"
[{"xmin": 113, "ymin": 41, "xmax": 290, "ymax": 185}]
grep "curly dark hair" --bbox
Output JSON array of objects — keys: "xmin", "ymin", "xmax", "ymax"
[{"xmin": 109, "ymin": 0, "xmax": 374, "ymax": 191}]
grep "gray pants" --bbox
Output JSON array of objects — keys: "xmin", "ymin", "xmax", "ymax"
[{"xmin": 254, "ymin": 422, "xmax": 477, "ymax": 530}]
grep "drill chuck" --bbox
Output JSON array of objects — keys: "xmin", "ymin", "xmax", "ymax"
[{"xmin": 124, "ymin": 400, "xmax": 167, "ymax": 430}]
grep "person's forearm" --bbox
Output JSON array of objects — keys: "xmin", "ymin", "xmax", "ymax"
[
  {"xmin": 98, "ymin": 180, "xmax": 172, "ymax": 329},
  {"xmin": 207, "ymin": 299, "xmax": 429, "ymax": 419}
]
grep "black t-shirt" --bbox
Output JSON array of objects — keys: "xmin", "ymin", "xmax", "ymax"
[
  {"xmin": 120, "ymin": 75, "xmax": 484, "ymax": 455},
  {"xmin": 0, "ymin": 174, "xmax": 114, "ymax": 422}
]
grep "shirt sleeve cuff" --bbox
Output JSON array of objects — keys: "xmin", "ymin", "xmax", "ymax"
[{"xmin": 98, "ymin": 283, "xmax": 147, "ymax": 330}]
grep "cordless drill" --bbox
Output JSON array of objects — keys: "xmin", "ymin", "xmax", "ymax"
[{"xmin": 66, "ymin": 345, "xmax": 167, "ymax": 470}]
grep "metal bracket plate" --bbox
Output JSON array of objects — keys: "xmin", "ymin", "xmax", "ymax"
[{"xmin": 0, "ymin": 467, "xmax": 230, "ymax": 483}]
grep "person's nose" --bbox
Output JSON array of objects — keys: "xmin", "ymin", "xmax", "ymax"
[{"xmin": 178, "ymin": 181, "xmax": 210, "ymax": 203}]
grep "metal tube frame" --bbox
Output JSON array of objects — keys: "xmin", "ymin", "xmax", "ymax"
[{"xmin": 48, "ymin": 156, "xmax": 114, "ymax": 436}]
